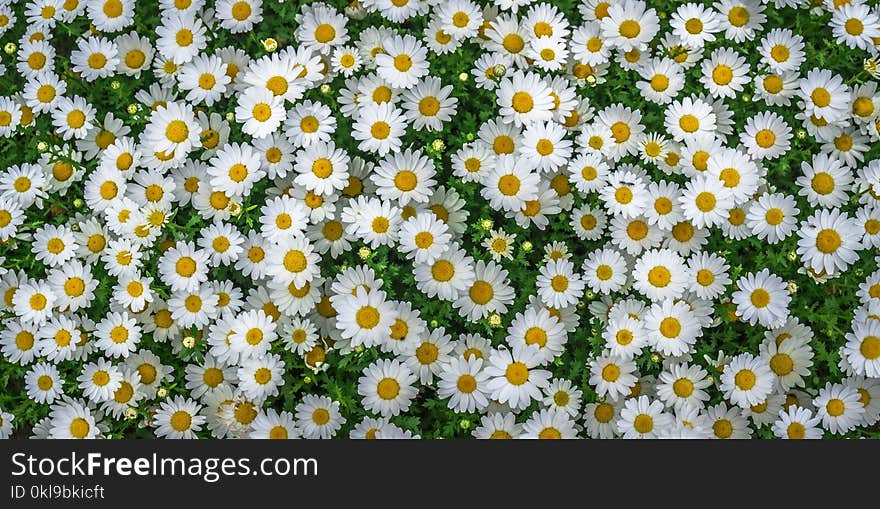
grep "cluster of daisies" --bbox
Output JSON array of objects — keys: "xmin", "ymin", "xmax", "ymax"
[{"xmin": 1, "ymin": 0, "xmax": 880, "ymax": 440}]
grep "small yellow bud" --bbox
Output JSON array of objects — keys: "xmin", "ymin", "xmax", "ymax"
[{"xmin": 262, "ymin": 38, "xmax": 278, "ymax": 52}]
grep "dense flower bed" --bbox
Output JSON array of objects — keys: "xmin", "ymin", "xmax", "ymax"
[{"xmin": 0, "ymin": 0, "xmax": 879, "ymax": 439}]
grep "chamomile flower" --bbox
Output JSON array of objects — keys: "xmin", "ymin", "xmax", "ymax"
[
  {"xmin": 484, "ymin": 344, "xmax": 552, "ymax": 411},
  {"xmin": 796, "ymin": 209, "xmax": 861, "ymax": 277},
  {"xmin": 153, "ymin": 396, "xmax": 205, "ymax": 439},
  {"xmin": 618, "ymin": 395, "xmax": 673, "ymax": 439},
  {"xmin": 813, "ymin": 382, "xmax": 865, "ymax": 435},
  {"xmin": 771, "ymin": 405, "xmax": 823, "ymax": 439},
  {"xmin": 358, "ymin": 358, "xmax": 418, "ymax": 417}
]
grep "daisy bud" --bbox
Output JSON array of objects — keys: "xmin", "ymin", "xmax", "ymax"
[
  {"xmin": 787, "ymin": 250, "xmax": 797, "ymax": 261},
  {"xmin": 586, "ymin": 75, "xmax": 597, "ymax": 85},
  {"xmin": 585, "ymin": 290, "xmax": 595, "ymax": 300},
  {"xmin": 522, "ymin": 241, "xmax": 533, "ymax": 252},
  {"xmin": 3, "ymin": 43, "xmax": 15, "ymax": 54},
  {"xmin": 127, "ymin": 104, "xmax": 138, "ymax": 114},
  {"xmin": 156, "ymin": 387, "xmax": 167, "ymax": 398},
  {"xmin": 225, "ymin": 111, "xmax": 235, "ymax": 122},
  {"xmin": 787, "ymin": 282, "xmax": 798, "ymax": 294},
  {"xmin": 262, "ymin": 38, "xmax": 278, "ymax": 52},
  {"xmin": 492, "ymin": 64, "xmax": 507, "ymax": 78},
  {"xmin": 864, "ymin": 58, "xmax": 879, "ymax": 77},
  {"xmin": 488, "ymin": 314, "xmax": 502, "ymax": 327},
  {"xmin": 110, "ymin": 81, "xmax": 121, "ymax": 90},
  {"xmin": 182, "ymin": 336, "xmax": 195, "ymax": 348},
  {"xmin": 465, "ymin": 132, "xmax": 475, "ymax": 141},
  {"xmin": 431, "ymin": 139, "xmax": 445, "ymax": 152},
  {"xmin": 73, "ymin": 198, "xmax": 84, "ymax": 209},
  {"xmin": 796, "ymin": 129, "xmax": 806, "ymax": 139},
  {"xmin": 124, "ymin": 407, "xmax": 137, "ymax": 420},
  {"xmin": 480, "ymin": 218, "xmax": 493, "ymax": 230},
  {"xmin": 354, "ymin": 345, "xmax": 364, "ymax": 353},
  {"xmin": 320, "ymin": 84, "xmax": 331, "ymax": 94},
  {"xmin": 358, "ymin": 247, "xmax": 371, "ymax": 260},
  {"xmin": 458, "ymin": 72, "xmax": 468, "ymax": 82},
  {"xmin": 303, "ymin": 376, "xmax": 312, "ymax": 384},
  {"xmin": 36, "ymin": 141, "xmax": 47, "ymax": 152},
  {"xmin": 459, "ymin": 419, "xmax": 470, "ymax": 430},
  {"xmin": 430, "ymin": 320, "xmax": 438, "ymax": 328},
  {"xmin": 650, "ymin": 354, "xmax": 660, "ymax": 363}
]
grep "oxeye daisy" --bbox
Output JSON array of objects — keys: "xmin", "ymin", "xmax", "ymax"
[
  {"xmin": 374, "ymin": 34, "xmax": 429, "ymax": 89},
  {"xmin": 78, "ymin": 358, "xmax": 123, "ymax": 403},
  {"xmin": 215, "ymin": 0, "xmax": 263, "ymax": 33},
  {"xmin": 731, "ymin": 269, "xmax": 791, "ymax": 328},
  {"xmin": 759, "ymin": 28, "xmax": 805, "ymax": 74},
  {"xmin": 716, "ymin": 0, "xmax": 766, "ymax": 43},
  {"xmin": 698, "ymin": 402, "xmax": 752, "ymax": 439},
  {"xmin": 700, "ymin": 47, "xmax": 749, "ymax": 99},
  {"xmin": 680, "ymin": 175, "xmax": 734, "ymax": 228},
  {"xmin": 238, "ymin": 353, "xmax": 285, "ymax": 403},
  {"xmin": 351, "ymin": 102, "xmax": 406, "ymax": 156},
  {"xmin": 720, "ymin": 352, "xmax": 774, "ymax": 409},
  {"xmin": 747, "ymin": 193, "xmax": 800, "ymax": 244},
  {"xmin": 297, "ymin": 3, "xmax": 349, "ymax": 55},
  {"xmin": 796, "ymin": 209, "xmax": 861, "ymax": 277},
  {"xmin": 535, "ymin": 259, "xmax": 585, "ymax": 310},
  {"xmin": 664, "ymin": 96, "xmax": 717, "ymax": 143},
  {"xmin": 602, "ymin": 314, "xmax": 646, "ymax": 359},
  {"xmin": 454, "ymin": 260, "xmax": 515, "ymax": 322},
  {"xmin": 71, "ymin": 36, "xmax": 118, "ymax": 82},
  {"xmin": 671, "ymin": 2, "xmax": 722, "ymax": 48},
  {"xmin": 48, "ymin": 400, "xmax": 100, "ymax": 440},
  {"xmin": 358, "ymin": 358, "xmax": 418, "ymax": 417},
  {"xmin": 51, "ymin": 95, "xmax": 96, "ymax": 141},
  {"xmin": 94, "ymin": 311, "xmax": 141, "ymax": 358},
  {"xmin": 541, "ymin": 378, "xmax": 583, "ymax": 418},
  {"xmin": 617, "ymin": 395, "xmax": 673, "ymax": 439},
  {"xmin": 401, "ymin": 76, "xmax": 458, "ymax": 132},
  {"xmin": 600, "ymin": 0, "xmax": 660, "ymax": 52},
  {"xmin": 830, "ymin": 3, "xmax": 880, "ymax": 51},
  {"xmin": 589, "ymin": 351, "xmax": 638, "ymax": 400},
  {"xmin": 403, "ymin": 326, "xmax": 454, "ymax": 385},
  {"xmin": 25, "ymin": 362, "xmax": 63, "ymax": 404},
  {"xmin": 686, "ymin": 251, "xmax": 731, "ymax": 300},
  {"xmin": 596, "ymin": 104, "xmax": 645, "ymax": 160},
  {"xmin": 496, "ymin": 70, "xmax": 555, "ymax": 128},
  {"xmin": 813, "ymin": 382, "xmax": 865, "ymax": 435},
  {"xmin": 371, "ymin": 147, "xmax": 437, "ymax": 206},
  {"xmin": 177, "ymin": 54, "xmax": 230, "ymax": 107},
  {"xmin": 843, "ymin": 319, "xmax": 880, "ymax": 378},
  {"xmin": 155, "ymin": 12, "xmax": 206, "ymax": 64},
  {"xmin": 485, "ymin": 344, "xmax": 552, "ymax": 411},
  {"xmin": 32, "ymin": 224, "xmax": 77, "ymax": 267},
  {"xmin": 798, "ymin": 68, "xmax": 850, "ymax": 124},
  {"xmin": 158, "ymin": 240, "xmax": 210, "ymax": 293},
  {"xmin": 760, "ymin": 336, "xmax": 814, "ymax": 391},
  {"xmin": 771, "ymin": 405, "xmax": 823, "ymax": 439},
  {"xmin": 153, "ymin": 396, "xmax": 205, "ymax": 439},
  {"xmin": 656, "ymin": 363, "xmax": 711, "ymax": 411},
  {"xmin": 632, "ymin": 248, "xmax": 689, "ymax": 302},
  {"xmin": 294, "ymin": 394, "xmax": 344, "ymax": 439},
  {"xmin": 753, "ymin": 70, "xmax": 799, "ymax": 106},
  {"xmin": 518, "ymin": 120, "xmax": 572, "ymax": 174},
  {"xmin": 644, "ymin": 299, "xmax": 702, "ymax": 357},
  {"xmin": 506, "ymin": 307, "xmax": 568, "ymax": 364}
]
